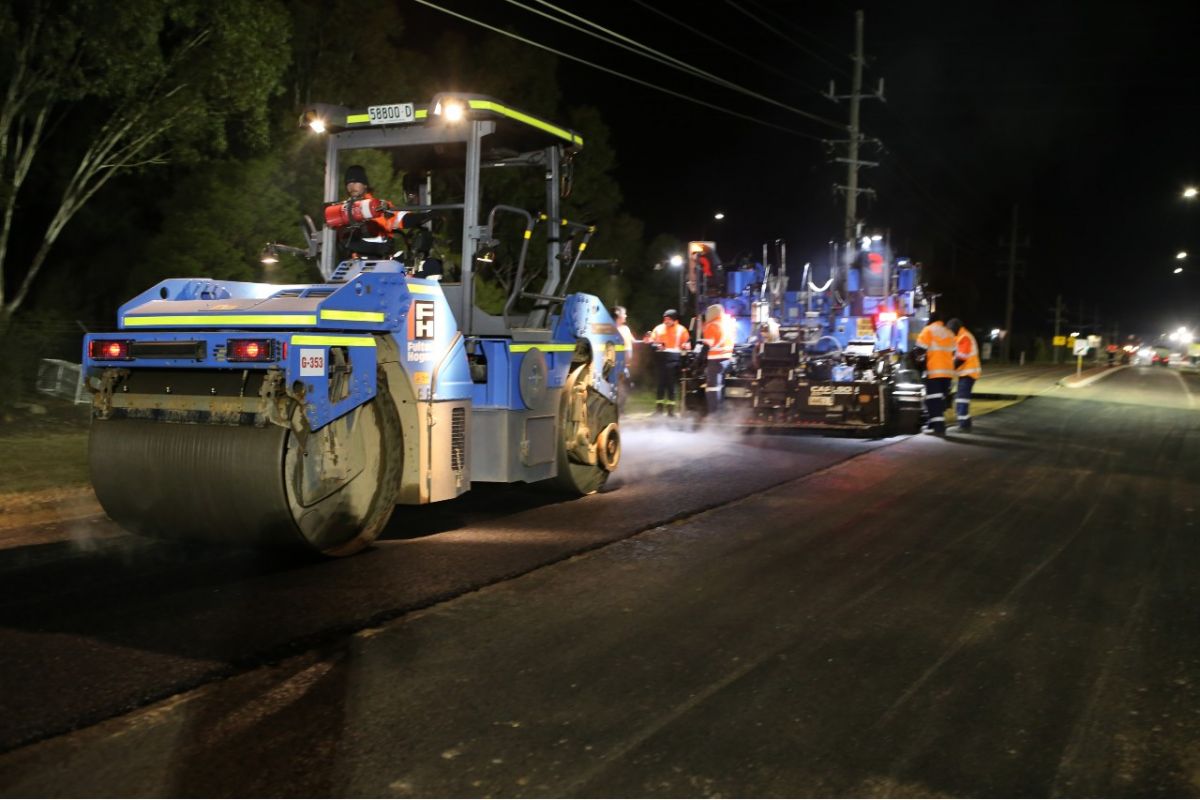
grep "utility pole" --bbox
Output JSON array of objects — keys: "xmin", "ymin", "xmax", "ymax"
[
  {"xmin": 827, "ymin": 10, "xmax": 884, "ymax": 243},
  {"xmin": 1003, "ymin": 203, "xmax": 1018, "ymax": 362},
  {"xmin": 844, "ymin": 11, "xmax": 865, "ymax": 243}
]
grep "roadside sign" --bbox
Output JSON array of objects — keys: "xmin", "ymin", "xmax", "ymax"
[
  {"xmin": 1072, "ymin": 338, "xmax": 1089, "ymax": 356},
  {"xmin": 1053, "ymin": 335, "xmax": 1067, "ymax": 346}
]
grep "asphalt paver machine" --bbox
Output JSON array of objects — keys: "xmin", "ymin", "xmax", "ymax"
[
  {"xmin": 83, "ymin": 94, "xmax": 623, "ymax": 556},
  {"xmin": 680, "ymin": 237, "xmax": 928, "ymax": 434}
]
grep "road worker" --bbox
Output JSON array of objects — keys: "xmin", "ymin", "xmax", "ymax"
[
  {"xmin": 947, "ymin": 318, "xmax": 981, "ymax": 432},
  {"xmin": 702, "ymin": 304, "xmax": 736, "ymax": 415},
  {"xmin": 613, "ymin": 305, "xmax": 635, "ymax": 414},
  {"xmin": 914, "ymin": 314, "xmax": 957, "ymax": 436},
  {"xmin": 646, "ymin": 308, "xmax": 690, "ymax": 416},
  {"xmin": 333, "ymin": 165, "xmax": 436, "ymax": 262}
]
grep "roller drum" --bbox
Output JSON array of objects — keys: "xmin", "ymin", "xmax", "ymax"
[
  {"xmin": 89, "ymin": 387, "xmax": 401, "ymax": 555},
  {"xmin": 90, "ymin": 419, "xmax": 298, "ymax": 547}
]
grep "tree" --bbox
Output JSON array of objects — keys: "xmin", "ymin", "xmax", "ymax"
[
  {"xmin": 284, "ymin": 0, "xmax": 411, "ymax": 109},
  {"xmin": 133, "ymin": 154, "xmax": 314, "ymax": 291},
  {"xmin": 0, "ymin": 0, "xmax": 291, "ymax": 327}
]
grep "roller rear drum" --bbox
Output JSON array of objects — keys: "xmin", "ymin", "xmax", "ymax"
[{"xmin": 89, "ymin": 384, "xmax": 402, "ymax": 556}]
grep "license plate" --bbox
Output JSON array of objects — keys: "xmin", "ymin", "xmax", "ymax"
[
  {"xmin": 367, "ymin": 103, "xmax": 415, "ymax": 125},
  {"xmin": 808, "ymin": 395, "xmax": 834, "ymax": 406}
]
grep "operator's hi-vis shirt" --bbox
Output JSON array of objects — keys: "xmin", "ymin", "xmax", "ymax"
[
  {"xmin": 650, "ymin": 322, "xmax": 690, "ymax": 353},
  {"xmin": 916, "ymin": 321, "xmax": 957, "ymax": 378},
  {"xmin": 350, "ymin": 192, "xmax": 421, "ymax": 244},
  {"xmin": 955, "ymin": 328, "xmax": 982, "ymax": 378},
  {"xmin": 703, "ymin": 316, "xmax": 736, "ymax": 360}
]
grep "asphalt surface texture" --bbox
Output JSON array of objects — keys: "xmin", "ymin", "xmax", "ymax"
[{"xmin": 2, "ymin": 364, "xmax": 1199, "ymax": 797}]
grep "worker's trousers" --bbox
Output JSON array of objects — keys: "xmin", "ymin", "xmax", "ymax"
[
  {"xmin": 955, "ymin": 376, "xmax": 976, "ymax": 431},
  {"xmin": 924, "ymin": 376, "xmax": 952, "ymax": 434},
  {"xmin": 705, "ymin": 358, "xmax": 731, "ymax": 415},
  {"xmin": 655, "ymin": 351, "xmax": 681, "ymax": 413}
]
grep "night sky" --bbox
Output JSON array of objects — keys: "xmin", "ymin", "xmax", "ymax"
[{"xmin": 406, "ymin": 0, "xmax": 1200, "ymax": 342}]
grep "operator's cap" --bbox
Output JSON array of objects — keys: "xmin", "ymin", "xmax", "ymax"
[
  {"xmin": 704, "ymin": 304, "xmax": 723, "ymax": 323},
  {"xmin": 344, "ymin": 164, "xmax": 369, "ymax": 185},
  {"xmin": 663, "ymin": 308, "xmax": 680, "ymax": 321}
]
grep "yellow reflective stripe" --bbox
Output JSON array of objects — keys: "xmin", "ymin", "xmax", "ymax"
[
  {"xmin": 509, "ymin": 344, "xmax": 578, "ymax": 353},
  {"xmin": 415, "ymin": 109, "xmax": 428, "ymax": 119},
  {"xmin": 578, "ymin": 242, "xmax": 587, "ymax": 251},
  {"xmin": 346, "ymin": 114, "xmax": 370, "ymax": 124},
  {"xmin": 466, "ymin": 100, "xmax": 583, "ymax": 146},
  {"xmin": 523, "ymin": 229, "xmax": 532, "ymax": 239},
  {"xmin": 124, "ymin": 314, "xmax": 316, "ymax": 327},
  {"xmin": 614, "ymin": 345, "xmax": 625, "ymax": 352},
  {"xmin": 291, "ymin": 335, "xmax": 376, "ymax": 347},
  {"xmin": 407, "ymin": 283, "xmax": 437, "ymax": 295},
  {"xmin": 320, "ymin": 309, "xmax": 385, "ymax": 322}
]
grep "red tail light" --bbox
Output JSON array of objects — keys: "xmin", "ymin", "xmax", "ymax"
[
  {"xmin": 90, "ymin": 340, "xmax": 131, "ymax": 360},
  {"xmin": 227, "ymin": 338, "xmax": 277, "ymax": 362}
]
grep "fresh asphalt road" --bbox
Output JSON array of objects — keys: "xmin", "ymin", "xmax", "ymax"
[
  {"xmin": 3, "ymin": 365, "xmax": 1200, "ymax": 797},
  {"xmin": 0, "ymin": 419, "xmax": 891, "ymax": 755}
]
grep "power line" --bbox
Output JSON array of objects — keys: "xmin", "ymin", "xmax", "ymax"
[
  {"xmin": 412, "ymin": 0, "xmax": 829, "ymax": 141},
  {"xmin": 725, "ymin": 0, "xmax": 852, "ymax": 78},
  {"xmin": 507, "ymin": 0, "xmax": 846, "ymax": 132},
  {"xmin": 629, "ymin": 0, "xmax": 827, "ymax": 96}
]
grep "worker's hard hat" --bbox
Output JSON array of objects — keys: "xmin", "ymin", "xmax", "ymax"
[
  {"xmin": 344, "ymin": 164, "xmax": 369, "ymax": 185},
  {"xmin": 663, "ymin": 308, "xmax": 680, "ymax": 320},
  {"xmin": 704, "ymin": 304, "xmax": 723, "ymax": 323}
]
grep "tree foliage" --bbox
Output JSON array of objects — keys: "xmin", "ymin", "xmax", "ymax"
[
  {"xmin": 133, "ymin": 154, "xmax": 314, "ymax": 290},
  {"xmin": 2, "ymin": 3, "xmax": 680, "ymax": 345},
  {"xmin": 0, "ymin": 0, "xmax": 291, "ymax": 324}
]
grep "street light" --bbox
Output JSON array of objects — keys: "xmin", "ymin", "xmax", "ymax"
[
  {"xmin": 1175, "ymin": 266, "xmax": 1184, "ymax": 274},
  {"xmin": 1177, "ymin": 251, "xmax": 1188, "ymax": 260},
  {"xmin": 662, "ymin": 253, "xmax": 691, "ymax": 311},
  {"xmin": 1184, "ymin": 187, "xmax": 1198, "ymax": 199},
  {"xmin": 713, "ymin": 212, "xmax": 725, "ymax": 221}
]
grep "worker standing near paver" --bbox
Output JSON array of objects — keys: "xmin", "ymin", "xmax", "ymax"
[
  {"xmin": 914, "ymin": 314, "xmax": 957, "ymax": 437},
  {"xmin": 613, "ymin": 306, "xmax": 635, "ymax": 414},
  {"xmin": 701, "ymin": 304, "xmax": 736, "ymax": 415},
  {"xmin": 646, "ymin": 309, "xmax": 690, "ymax": 416},
  {"xmin": 947, "ymin": 318, "xmax": 981, "ymax": 432}
]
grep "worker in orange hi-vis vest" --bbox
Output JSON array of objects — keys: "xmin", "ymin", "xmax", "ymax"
[
  {"xmin": 947, "ymin": 318, "xmax": 982, "ymax": 432},
  {"xmin": 331, "ymin": 164, "xmax": 436, "ymax": 263},
  {"xmin": 645, "ymin": 309, "xmax": 691, "ymax": 416},
  {"xmin": 701, "ymin": 304, "xmax": 736, "ymax": 415},
  {"xmin": 914, "ymin": 314, "xmax": 957, "ymax": 437}
]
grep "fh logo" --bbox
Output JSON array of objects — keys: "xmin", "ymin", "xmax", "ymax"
[{"xmin": 412, "ymin": 301, "xmax": 435, "ymax": 340}]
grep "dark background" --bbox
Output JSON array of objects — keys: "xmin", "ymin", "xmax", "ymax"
[
  {"xmin": 5, "ymin": 0, "xmax": 1200, "ymax": 382},
  {"xmin": 407, "ymin": 0, "xmax": 1200, "ymax": 342}
]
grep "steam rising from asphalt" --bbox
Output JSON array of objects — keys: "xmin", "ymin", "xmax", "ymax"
[{"xmin": 614, "ymin": 410, "xmax": 851, "ymax": 484}]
